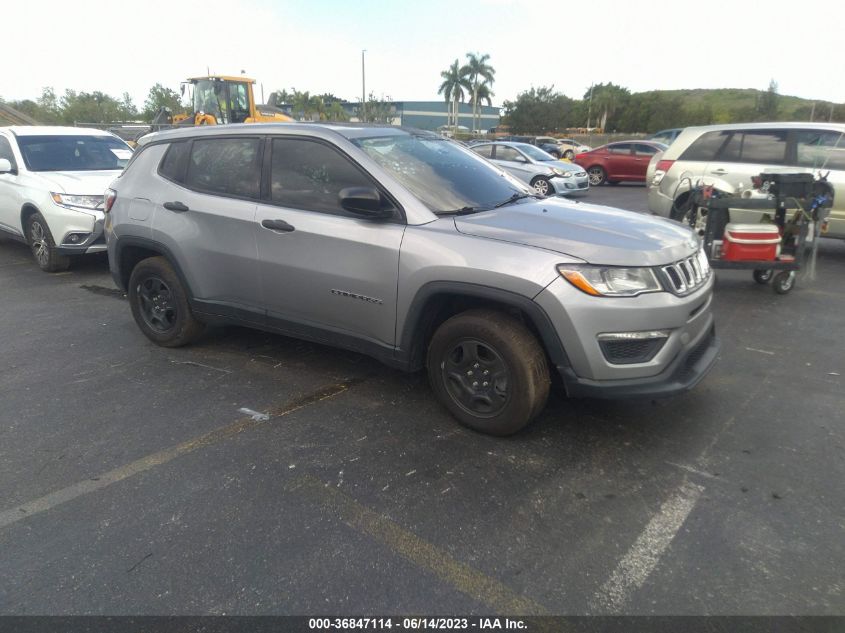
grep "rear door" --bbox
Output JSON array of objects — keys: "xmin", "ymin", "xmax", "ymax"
[
  {"xmin": 254, "ymin": 136, "xmax": 404, "ymax": 350},
  {"xmin": 708, "ymin": 129, "xmax": 789, "ymax": 224},
  {"xmin": 151, "ymin": 136, "xmax": 264, "ymax": 318}
]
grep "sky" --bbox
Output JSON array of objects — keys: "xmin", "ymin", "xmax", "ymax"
[{"xmin": 3, "ymin": 0, "xmax": 844, "ymax": 110}]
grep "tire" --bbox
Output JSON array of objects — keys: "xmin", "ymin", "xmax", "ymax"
[
  {"xmin": 753, "ymin": 269, "xmax": 773, "ymax": 284},
  {"xmin": 26, "ymin": 212, "xmax": 70, "ymax": 272},
  {"xmin": 128, "ymin": 256, "xmax": 204, "ymax": 347},
  {"xmin": 773, "ymin": 271, "xmax": 795, "ymax": 295},
  {"xmin": 531, "ymin": 176, "xmax": 553, "ymax": 197},
  {"xmin": 669, "ymin": 193, "xmax": 693, "ymax": 222},
  {"xmin": 426, "ymin": 309, "xmax": 550, "ymax": 436},
  {"xmin": 587, "ymin": 166, "xmax": 606, "ymax": 186},
  {"xmin": 563, "ymin": 149, "xmax": 575, "ymax": 160}
]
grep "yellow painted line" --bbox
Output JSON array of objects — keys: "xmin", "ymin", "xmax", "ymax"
[
  {"xmin": 286, "ymin": 474, "xmax": 549, "ymax": 616},
  {"xmin": 0, "ymin": 380, "xmax": 356, "ymax": 530}
]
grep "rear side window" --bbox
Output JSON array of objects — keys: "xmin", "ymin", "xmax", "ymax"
[
  {"xmin": 159, "ymin": 141, "xmax": 191, "ymax": 183},
  {"xmin": 608, "ymin": 143, "xmax": 633, "ymax": 154},
  {"xmin": 269, "ymin": 137, "xmax": 379, "ymax": 215},
  {"xmin": 679, "ymin": 131, "xmax": 730, "ymax": 161},
  {"xmin": 793, "ymin": 129, "xmax": 845, "ymax": 170},
  {"xmin": 718, "ymin": 130, "xmax": 787, "ymax": 164},
  {"xmin": 185, "ymin": 137, "xmax": 262, "ymax": 199}
]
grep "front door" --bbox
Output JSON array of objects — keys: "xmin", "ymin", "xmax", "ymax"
[
  {"xmin": 255, "ymin": 136, "xmax": 404, "ymax": 350},
  {"xmin": 493, "ymin": 145, "xmax": 533, "ymax": 185}
]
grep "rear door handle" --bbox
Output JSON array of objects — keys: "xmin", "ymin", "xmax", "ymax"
[
  {"xmin": 261, "ymin": 219, "xmax": 295, "ymax": 233},
  {"xmin": 163, "ymin": 201, "xmax": 189, "ymax": 212}
]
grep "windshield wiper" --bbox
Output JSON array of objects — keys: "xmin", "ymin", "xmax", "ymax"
[
  {"xmin": 437, "ymin": 206, "xmax": 487, "ymax": 216},
  {"xmin": 493, "ymin": 192, "xmax": 536, "ymax": 209}
]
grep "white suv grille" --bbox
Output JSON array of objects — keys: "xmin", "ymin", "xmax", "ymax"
[{"xmin": 660, "ymin": 249, "xmax": 711, "ymax": 295}]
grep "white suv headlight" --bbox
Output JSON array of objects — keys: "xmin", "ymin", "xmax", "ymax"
[
  {"xmin": 558, "ymin": 265, "xmax": 663, "ymax": 297},
  {"xmin": 51, "ymin": 193, "xmax": 104, "ymax": 210}
]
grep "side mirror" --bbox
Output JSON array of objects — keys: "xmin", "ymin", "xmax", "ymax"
[
  {"xmin": 339, "ymin": 186, "xmax": 394, "ymax": 219},
  {"xmin": 0, "ymin": 158, "xmax": 14, "ymax": 174}
]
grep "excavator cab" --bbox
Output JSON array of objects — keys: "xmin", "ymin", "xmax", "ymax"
[{"xmin": 181, "ymin": 76, "xmax": 292, "ymax": 126}]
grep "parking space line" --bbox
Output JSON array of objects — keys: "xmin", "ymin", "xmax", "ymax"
[
  {"xmin": 286, "ymin": 474, "xmax": 549, "ymax": 616},
  {"xmin": 0, "ymin": 380, "xmax": 358, "ymax": 530},
  {"xmin": 589, "ymin": 480, "xmax": 703, "ymax": 614}
]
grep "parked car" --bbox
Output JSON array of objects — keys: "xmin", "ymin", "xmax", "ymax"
[
  {"xmin": 557, "ymin": 139, "xmax": 592, "ymax": 160},
  {"xmin": 470, "ymin": 141, "xmax": 589, "ymax": 196},
  {"xmin": 647, "ymin": 122, "xmax": 845, "ymax": 239},
  {"xmin": 649, "ymin": 128, "xmax": 684, "ymax": 145},
  {"xmin": 0, "ymin": 126, "xmax": 133, "ymax": 271},
  {"xmin": 105, "ymin": 123, "xmax": 718, "ymax": 435},
  {"xmin": 574, "ymin": 141, "xmax": 668, "ymax": 186}
]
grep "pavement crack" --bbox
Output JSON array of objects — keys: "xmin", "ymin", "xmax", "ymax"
[{"xmin": 126, "ymin": 552, "xmax": 153, "ymax": 573}]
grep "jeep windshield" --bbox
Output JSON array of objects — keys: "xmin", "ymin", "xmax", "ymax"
[
  {"xmin": 17, "ymin": 135, "xmax": 132, "ymax": 172},
  {"xmin": 352, "ymin": 133, "xmax": 530, "ymax": 214}
]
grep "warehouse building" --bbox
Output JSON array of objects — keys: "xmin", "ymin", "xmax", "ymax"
[{"xmin": 342, "ymin": 100, "xmax": 500, "ymax": 132}]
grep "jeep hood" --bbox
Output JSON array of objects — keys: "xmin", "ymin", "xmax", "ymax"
[
  {"xmin": 35, "ymin": 170, "xmax": 121, "ymax": 195},
  {"xmin": 454, "ymin": 198, "xmax": 698, "ymax": 266}
]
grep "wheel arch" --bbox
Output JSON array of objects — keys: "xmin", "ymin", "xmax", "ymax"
[
  {"xmin": 398, "ymin": 281, "xmax": 570, "ymax": 372},
  {"xmin": 20, "ymin": 203, "xmax": 41, "ymax": 235},
  {"xmin": 113, "ymin": 236, "xmax": 194, "ymax": 300}
]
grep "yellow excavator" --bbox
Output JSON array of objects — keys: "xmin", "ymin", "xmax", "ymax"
[{"xmin": 137, "ymin": 75, "xmax": 292, "ymax": 143}]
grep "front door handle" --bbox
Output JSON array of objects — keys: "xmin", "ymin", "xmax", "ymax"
[
  {"xmin": 261, "ymin": 219, "xmax": 295, "ymax": 233},
  {"xmin": 163, "ymin": 201, "xmax": 189, "ymax": 212},
  {"xmin": 710, "ymin": 168, "xmax": 728, "ymax": 176}
]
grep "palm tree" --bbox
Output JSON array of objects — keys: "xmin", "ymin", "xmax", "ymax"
[
  {"xmin": 475, "ymin": 81, "xmax": 494, "ymax": 130},
  {"xmin": 438, "ymin": 59, "xmax": 470, "ymax": 132},
  {"xmin": 463, "ymin": 53, "xmax": 495, "ymax": 132}
]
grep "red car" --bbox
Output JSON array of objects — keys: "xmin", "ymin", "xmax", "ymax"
[{"xmin": 574, "ymin": 141, "xmax": 668, "ymax": 186}]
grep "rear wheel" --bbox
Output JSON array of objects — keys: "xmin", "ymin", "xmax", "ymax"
[
  {"xmin": 753, "ymin": 269, "xmax": 773, "ymax": 284},
  {"xmin": 128, "ymin": 256, "xmax": 204, "ymax": 347},
  {"xmin": 531, "ymin": 176, "xmax": 553, "ymax": 197},
  {"xmin": 773, "ymin": 271, "xmax": 795, "ymax": 295},
  {"xmin": 587, "ymin": 166, "xmax": 606, "ymax": 186},
  {"xmin": 26, "ymin": 212, "xmax": 70, "ymax": 272},
  {"xmin": 427, "ymin": 309, "xmax": 550, "ymax": 436}
]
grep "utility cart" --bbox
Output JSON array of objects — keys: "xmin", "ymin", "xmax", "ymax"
[{"xmin": 674, "ymin": 172, "xmax": 833, "ymax": 294}]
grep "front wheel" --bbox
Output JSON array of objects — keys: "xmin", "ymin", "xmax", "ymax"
[
  {"xmin": 563, "ymin": 149, "xmax": 575, "ymax": 160},
  {"xmin": 128, "ymin": 256, "xmax": 204, "ymax": 347},
  {"xmin": 587, "ymin": 166, "xmax": 606, "ymax": 186},
  {"xmin": 773, "ymin": 271, "xmax": 795, "ymax": 295},
  {"xmin": 427, "ymin": 309, "xmax": 550, "ymax": 436},
  {"xmin": 26, "ymin": 212, "xmax": 70, "ymax": 272},
  {"xmin": 531, "ymin": 176, "xmax": 553, "ymax": 197}
]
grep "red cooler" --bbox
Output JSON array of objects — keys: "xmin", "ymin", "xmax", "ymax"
[{"xmin": 722, "ymin": 223, "xmax": 781, "ymax": 261}]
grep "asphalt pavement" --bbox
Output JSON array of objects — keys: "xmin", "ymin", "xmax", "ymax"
[{"xmin": 0, "ymin": 185, "xmax": 843, "ymax": 616}]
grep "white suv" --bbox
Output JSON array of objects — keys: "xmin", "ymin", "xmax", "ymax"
[{"xmin": 0, "ymin": 126, "xmax": 133, "ymax": 271}]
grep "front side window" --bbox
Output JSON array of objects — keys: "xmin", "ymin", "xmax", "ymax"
[
  {"xmin": 185, "ymin": 137, "xmax": 261, "ymax": 198},
  {"xmin": 793, "ymin": 129, "xmax": 845, "ymax": 170},
  {"xmin": 718, "ymin": 130, "xmax": 787, "ymax": 164},
  {"xmin": 269, "ymin": 138, "xmax": 379, "ymax": 215},
  {"xmin": 353, "ymin": 133, "xmax": 527, "ymax": 213},
  {"xmin": 16, "ymin": 135, "xmax": 132, "ymax": 171},
  {"xmin": 518, "ymin": 144, "xmax": 556, "ymax": 162},
  {"xmin": 495, "ymin": 146, "xmax": 523, "ymax": 162}
]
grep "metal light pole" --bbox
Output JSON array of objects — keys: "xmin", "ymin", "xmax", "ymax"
[{"xmin": 361, "ymin": 49, "xmax": 367, "ymax": 122}]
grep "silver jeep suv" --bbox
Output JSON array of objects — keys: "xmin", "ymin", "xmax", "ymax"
[{"xmin": 105, "ymin": 123, "xmax": 719, "ymax": 435}]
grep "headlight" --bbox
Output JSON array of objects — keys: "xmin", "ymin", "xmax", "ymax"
[
  {"xmin": 51, "ymin": 193, "xmax": 103, "ymax": 210},
  {"xmin": 558, "ymin": 265, "xmax": 662, "ymax": 297},
  {"xmin": 551, "ymin": 167, "xmax": 572, "ymax": 177}
]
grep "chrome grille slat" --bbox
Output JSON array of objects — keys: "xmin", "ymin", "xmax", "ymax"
[{"xmin": 661, "ymin": 250, "xmax": 710, "ymax": 295}]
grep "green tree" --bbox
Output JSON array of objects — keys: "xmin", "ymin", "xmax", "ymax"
[
  {"xmin": 462, "ymin": 53, "xmax": 495, "ymax": 132},
  {"xmin": 118, "ymin": 92, "xmax": 139, "ymax": 121},
  {"xmin": 143, "ymin": 83, "xmax": 183, "ymax": 122},
  {"xmin": 502, "ymin": 86, "xmax": 576, "ymax": 134},
  {"xmin": 758, "ymin": 79, "xmax": 779, "ymax": 120},
  {"xmin": 59, "ymin": 90, "xmax": 125, "ymax": 124},
  {"xmin": 361, "ymin": 92, "xmax": 395, "ymax": 124},
  {"xmin": 36, "ymin": 87, "xmax": 61, "ymax": 123},
  {"xmin": 438, "ymin": 59, "xmax": 471, "ymax": 131},
  {"xmin": 585, "ymin": 83, "xmax": 630, "ymax": 131}
]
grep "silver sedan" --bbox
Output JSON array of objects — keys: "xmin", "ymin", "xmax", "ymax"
[{"xmin": 470, "ymin": 141, "xmax": 590, "ymax": 197}]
